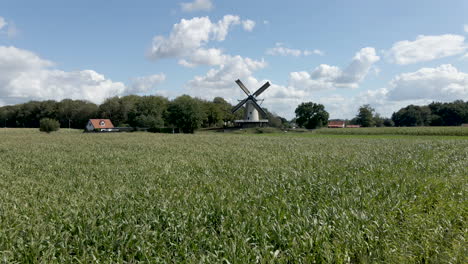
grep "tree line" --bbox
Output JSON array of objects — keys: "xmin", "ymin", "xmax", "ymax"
[
  {"xmin": 1, "ymin": 97, "xmax": 466, "ymax": 132},
  {"xmin": 293, "ymin": 100, "xmax": 468, "ymax": 129},
  {"xmin": 350, "ymin": 101, "xmax": 468, "ymax": 127},
  {"xmin": 0, "ymin": 95, "xmax": 288, "ymax": 133}
]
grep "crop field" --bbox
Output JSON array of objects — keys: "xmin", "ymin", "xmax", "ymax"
[{"xmin": 0, "ymin": 129, "xmax": 466, "ymax": 263}]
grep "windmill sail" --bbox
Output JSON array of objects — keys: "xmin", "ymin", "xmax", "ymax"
[
  {"xmin": 235, "ymin": 79, "xmax": 251, "ymax": 96},
  {"xmin": 252, "ymin": 82, "xmax": 270, "ymax": 97}
]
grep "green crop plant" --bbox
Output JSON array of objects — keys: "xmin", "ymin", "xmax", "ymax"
[{"xmin": 0, "ymin": 128, "xmax": 466, "ymax": 263}]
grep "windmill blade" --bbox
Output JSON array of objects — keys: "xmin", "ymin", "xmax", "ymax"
[
  {"xmin": 250, "ymin": 99, "xmax": 268, "ymax": 117},
  {"xmin": 252, "ymin": 82, "xmax": 271, "ymax": 97},
  {"xmin": 231, "ymin": 97, "xmax": 248, "ymax": 113},
  {"xmin": 235, "ymin": 79, "xmax": 251, "ymax": 96}
]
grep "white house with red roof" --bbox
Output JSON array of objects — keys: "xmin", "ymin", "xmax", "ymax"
[
  {"xmin": 328, "ymin": 120, "xmax": 345, "ymax": 128},
  {"xmin": 85, "ymin": 119, "xmax": 116, "ymax": 132}
]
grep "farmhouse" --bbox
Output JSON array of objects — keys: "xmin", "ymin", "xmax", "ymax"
[
  {"xmin": 86, "ymin": 119, "xmax": 117, "ymax": 132},
  {"xmin": 328, "ymin": 120, "xmax": 345, "ymax": 128}
]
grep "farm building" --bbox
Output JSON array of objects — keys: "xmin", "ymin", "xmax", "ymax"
[
  {"xmin": 85, "ymin": 119, "xmax": 117, "ymax": 132},
  {"xmin": 328, "ymin": 120, "xmax": 345, "ymax": 128}
]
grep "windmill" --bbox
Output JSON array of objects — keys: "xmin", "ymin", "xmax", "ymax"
[{"xmin": 232, "ymin": 79, "xmax": 271, "ymax": 127}]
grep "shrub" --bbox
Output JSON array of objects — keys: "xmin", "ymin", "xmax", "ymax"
[{"xmin": 39, "ymin": 118, "xmax": 60, "ymax": 133}]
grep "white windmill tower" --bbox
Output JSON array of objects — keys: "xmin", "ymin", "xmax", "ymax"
[{"xmin": 232, "ymin": 79, "xmax": 271, "ymax": 127}]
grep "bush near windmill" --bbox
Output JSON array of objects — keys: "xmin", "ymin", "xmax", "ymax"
[{"xmin": 39, "ymin": 118, "xmax": 60, "ymax": 133}]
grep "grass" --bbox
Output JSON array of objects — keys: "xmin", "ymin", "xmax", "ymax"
[{"xmin": 0, "ymin": 128, "xmax": 466, "ymax": 263}]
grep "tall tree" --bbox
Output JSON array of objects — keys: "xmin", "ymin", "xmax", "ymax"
[
  {"xmin": 356, "ymin": 104, "xmax": 375, "ymax": 127},
  {"xmin": 392, "ymin": 105, "xmax": 432, "ymax": 126},
  {"xmin": 131, "ymin": 96, "xmax": 169, "ymax": 128},
  {"xmin": 294, "ymin": 102, "xmax": 329, "ymax": 129},
  {"xmin": 166, "ymin": 95, "xmax": 206, "ymax": 133}
]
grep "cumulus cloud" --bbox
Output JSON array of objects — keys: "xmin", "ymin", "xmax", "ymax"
[
  {"xmin": 387, "ymin": 64, "xmax": 468, "ymax": 101},
  {"xmin": 148, "ymin": 15, "xmax": 241, "ymax": 62},
  {"xmin": 180, "ymin": 0, "xmax": 213, "ymax": 12},
  {"xmin": 317, "ymin": 64, "xmax": 468, "ymax": 119},
  {"xmin": 288, "ymin": 47, "xmax": 380, "ymax": 90},
  {"xmin": 128, "ymin": 73, "xmax": 166, "ymax": 94},
  {"xmin": 386, "ymin": 34, "xmax": 468, "ymax": 65},
  {"xmin": 187, "ymin": 55, "xmax": 267, "ymax": 98},
  {"xmin": 0, "ymin": 46, "xmax": 130, "ymax": 105},
  {"xmin": 266, "ymin": 43, "xmax": 323, "ymax": 57},
  {"xmin": 242, "ymin": 19, "xmax": 255, "ymax": 32}
]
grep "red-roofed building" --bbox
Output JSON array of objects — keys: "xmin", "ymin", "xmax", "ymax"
[
  {"xmin": 86, "ymin": 119, "xmax": 116, "ymax": 132},
  {"xmin": 328, "ymin": 120, "xmax": 345, "ymax": 128}
]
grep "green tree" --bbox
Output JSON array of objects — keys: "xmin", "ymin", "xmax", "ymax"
[
  {"xmin": 203, "ymin": 101, "xmax": 224, "ymax": 127},
  {"xmin": 356, "ymin": 104, "xmax": 375, "ymax": 127},
  {"xmin": 130, "ymin": 96, "xmax": 169, "ymax": 128},
  {"xmin": 58, "ymin": 99, "xmax": 98, "ymax": 129},
  {"xmin": 429, "ymin": 100, "xmax": 468, "ymax": 126},
  {"xmin": 167, "ymin": 95, "xmax": 206, "ymax": 133},
  {"xmin": 294, "ymin": 102, "xmax": 329, "ymax": 129},
  {"xmin": 99, "ymin": 97, "xmax": 125, "ymax": 125},
  {"xmin": 392, "ymin": 105, "xmax": 432, "ymax": 126},
  {"xmin": 39, "ymin": 118, "xmax": 60, "ymax": 133},
  {"xmin": 373, "ymin": 113, "xmax": 385, "ymax": 127}
]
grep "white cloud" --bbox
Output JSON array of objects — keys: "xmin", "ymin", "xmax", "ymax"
[
  {"xmin": 386, "ymin": 34, "xmax": 468, "ymax": 65},
  {"xmin": 266, "ymin": 43, "xmax": 323, "ymax": 57},
  {"xmin": 0, "ymin": 17, "xmax": 18, "ymax": 38},
  {"xmin": 267, "ymin": 46, "xmax": 301, "ymax": 57},
  {"xmin": 180, "ymin": 0, "xmax": 213, "ymax": 12},
  {"xmin": 147, "ymin": 15, "xmax": 240, "ymax": 62},
  {"xmin": 288, "ymin": 47, "xmax": 380, "ymax": 90},
  {"xmin": 464, "ymin": 24, "xmax": 468, "ymax": 33},
  {"xmin": 0, "ymin": 46, "xmax": 131, "ymax": 105},
  {"xmin": 242, "ymin": 19, "xmax": 255, "ymax": 32},
  {"xmin": 187, "ymin": 47, "xmax": 380, "ymax": 119},
  {"xmin": 187, "ymin": 55, "xmax": 267, "ymax": 98},
  {"xmin": 128, "ymin": 73, "xmax": 166, "ymax": 94},
  {"xmin": 387, "ymin": 64, "xmax": 468, "ymax": 101},
  {"xmin": 304, "ymin": 49, "xmax": 324, "ymax": 56},
  {"xmin": 320, "ymin": 64, "xmax": 468, "ymax": 119},
  {"xmin": 0, "ymin": 16, "xmax": 6, "ymax": 30},
  {"xmin": 263, "ymin": 20, "xmax": 269, "ymax": 25}
]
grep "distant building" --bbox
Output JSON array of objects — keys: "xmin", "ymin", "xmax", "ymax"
[
  {"xmin": 462, "ymin": 124, "xmax": 468, "ymax": 127},
  {"xmin": 346, "ymin": 125, "xmax": 361, "ymax": 128},
  {"xmin": 85, "ymin": 119, "xmax": 117, "ymax": 132},
  {"xmin": 328, "ymin": 120, "xmax": 345, "ymax": 128}
]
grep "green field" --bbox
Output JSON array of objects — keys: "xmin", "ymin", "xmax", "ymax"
[{"xmin": 0, "ymin": 129, "xmax": 466, "ymax": 263}]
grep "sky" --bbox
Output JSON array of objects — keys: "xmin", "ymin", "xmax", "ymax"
[{"xmin": 1, "ymin": 0, "xmax": 468, "ymax": 119}]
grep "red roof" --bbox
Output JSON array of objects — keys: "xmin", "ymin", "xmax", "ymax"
[
  {"xmin": 328, "ymin": 121, "xmax": 345, "ymax": 126},
  {"xmin": 328, "ymin": 120, "xmax": 345, "ymax": 127},
  {"xmin": 89, "ymin": 119, "xmax": 114, "ymax": 129}
]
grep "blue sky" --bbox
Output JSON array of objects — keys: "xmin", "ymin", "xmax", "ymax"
[{"xmin": 1, "ymin": 0, "xmax": 467, "ymax": 119}]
